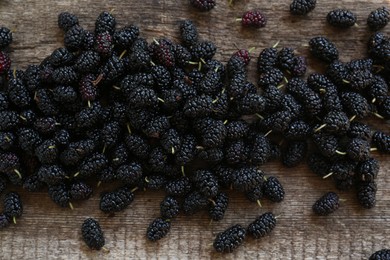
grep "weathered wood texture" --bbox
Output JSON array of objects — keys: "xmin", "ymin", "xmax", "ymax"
[{"xmin": 0, "ymin": 0, "xmax": 389, "ymax": 259}]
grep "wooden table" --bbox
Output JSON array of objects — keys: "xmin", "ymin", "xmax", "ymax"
[{"xmin": 0, "ymin": 0, "xmax": 389, "ymax": 259}]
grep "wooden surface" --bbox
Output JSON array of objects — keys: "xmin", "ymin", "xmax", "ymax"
[{"xmin": 0, "ymin": 0, "xmax": 390, "ymax": 259}]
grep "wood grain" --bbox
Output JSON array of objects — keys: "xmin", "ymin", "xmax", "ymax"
[{"xmin": 0, "ymin": 0, "xmax": 390, "ymax": 259}]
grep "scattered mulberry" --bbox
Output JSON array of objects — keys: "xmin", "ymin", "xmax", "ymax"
[
  {"xmin": 372, "ymin": 131, "xmax": 390, "ymax": 153},
  {"xmin": 99, "ymin": 186, "xmax": 135, "ymax": 213},
  {"xmin": 3, "ymin": 192, "xmax": 23, "ymax": 223},
  {"xmin": 356, "ymin": 157, "xmax": 379, "ymax": 182},
  {"xmin": 240, "ymin": 10, "xmax": 267, "ymax": 28},
  {"xmin": 309, "ymin": 36, "xmax": 339, "ymax": 63},
  {"xmin": 189, "ymin": 0, "xmax": 215, "ymax": 11},
  {"xmin": 357, "ymin": 181, "xmax": 377, "ymax": 208},
  {"xmin": 263, "ymin": 176, "xmax": 285, "ymax": 202},
  {"xmin": 290, "ymin": 0, "xmax": 316, "ymax": 15},
  {"xmin": 160, "ymin": 196, "xmax": 180, "ymax": 219},
  {"xmin": 58, "ymin": 12, "xmax": 79, "ymax": 32},
  {"xmin": 327, "ymin": 9, "xmax": 357, "ymax": 28},
  {"xmin": 367, "ymin": 7, "xmax": 389, "ymax": 31},
  {"xmin": 208, "ymin": 192, "xmax": 229, "ymax": 221},
  {"xmin": 0, "ymin": 27, "xmax": 13, "ymax": 48},
  {"xmin": 247, "ymin": 212, "xmax": 276, "ymax": 239},
  {"xmin": 213, "ymin": 224, "xmax": 246, "ymax": 253},
  {"xmin": 81, "ymin": 218, "xmax": 105, "ymax": 250},
  {"xmin": 146, "ymin": 218, "xmax": 171, "ymax": 241},
  {"xmin": 179, "ymin": 20, "xmax": 198, "ymax": 46},
  {"xmin": 312, "ymin": 192, "xmax": 339, "ymax": 215}
]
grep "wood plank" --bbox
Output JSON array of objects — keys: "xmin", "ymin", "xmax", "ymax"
[{"xmin": 0, "ymin": 0, "xmax": 389, "ymax": 259}]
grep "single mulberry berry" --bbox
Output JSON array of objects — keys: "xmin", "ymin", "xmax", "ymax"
[
  {"xmin": 146, "ymin": 218, "xmax": 171, "ymax": 241},
  {"xmin": 75, "ymin": 51, "xmax": 101, "ymax": 73},
  {"xmin": 239, "ymin": 10, "xmax": 267, "ymax": 28},
  {"xmin": 115, "ymin": 162, "xmax": 143, "ymax": 185},
  {"xmin": 327, "ymin": 9, "xmax": 357, "ymax": 28},
  {"xmin": 372, "ymin": 131, "xmax": 390, "ymax": 153},
  {"xmin": 346, "ymin": 138, "xmax": 370, "ymax": 162},
  {"xmin": 357, "ymin": 181, "xmax": 377, "ymax": 208},
  {"xmin": 95, "ymin": 11, "xmax": 116, "ymax": 34},
  {"xmin": 0, "ymin": 27, "xmax": 13, "ymax": 48},
  {"xmin": 99, "ymin": 186, "xmax": 135, "ymax": 213},
  {"xmin": 213, "ymin": 224, "xmax": 246, "ymax": 253},
  {"xmin": 307, "ymin": 153, "xmax": 330, "ymax": 177},
  {"xmin": 52, "ymin": 66, "xmax": 78, "ymax": 85},
  {"xmin": 182, "ymin": 191, "xmax": 209, "ymax": 215},
  {"xmin": 48, "ymin": 183, "xmax": 73, "ymax": 209},
  {"xmin": 232, "ymin": 167, "xmax": 264, "ymax": 192},
  {"xmin": 160, "ymin": 196, "xmax": 180, "ymax": 219},
  {"xmin": 179, "ymin": 20, "xmax": 198, "ymax": 46},
  {"xmin": 35, "ymin": 139, "xmax": 58, "ymax": 164},
  {"xmin": 189, "ymin": 0, "xmax": 216, "ymax": 11},
  {"xmin": 165, "ymin": 177, "xmax": 192, "ymax": 197},
  {"xmin": 192, "ymin": 169, "xmax": 219, "ymax": 198},
  {"xmin": 190, "ymin": 41, "xmax": 216, "ymax": 61},
  {"xmin": 356, "ymin": 157, "xmax": 379, "ymax": 182},
  {"xmin": 70, "ymin": 181, "xmax": 93, "ymax": 200},
  {"xmin": 3, "ymin": 192, "xmax": 23, "ymax": 223},
  {"xmin": 58, "ymin": 12, "xmax": 79, "ymax": 32},
  {"xmin": 282, "ymin": 140, "xmax": 308, "ymax": 167},
  {"xmin": 37, "ymin": 165, "xmax": 66, "ymax": 185},
  {"xmin": 150, "ymin": 38, "xmax": 175, "ymax": 68},
  {"xmin": 328, "ymin": 160, "xmax": 356, "ymax": 181},
  {"xmin": 312, "ymin": 192, "xmax": 339, "ymax": 215},
  {"xmin": 113, "ymin": 25, "xmax": 139, "ymax": 49},
  {"xmin": 309, "ymin": 36, "xmax": 339, "ymax": 63},
  {"xmin": 81, "ymin": 218, "xmax": 105, "ymax": 250},
  {"xmin": 347, "ymin": 122, "xmax": 372, "ymax": 141},
  {"xmin": 263, "ymin": 176, "xmax": 285, "ymax": 202},
  {"xmin": 290, "ymin": 0, "xmax": 316, "ymax": 15},
  {"xmin": 247, "ymin": 212, "xmax": 276, "ymax": 239},
  {"xmin": 367, "ymin": 7, "xmax": 389, "ymax": 31},
  {"xmin": 64, "ymin": 25, "xmax": 86, "ymax": 50},
  {"xmin": 257, "ymin": 47, "xmax": 278, "ymax": 73},
  {"xmin": 208, "ymin": 192, "xmax": 229, "ymax": 221}
]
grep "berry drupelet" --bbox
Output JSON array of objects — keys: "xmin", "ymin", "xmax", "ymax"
[
  {"xmin": 81, "ymin": 218, "xmax": 105, "ymax": 250},
  {"xmin": 213, "ymin": 224, "xmax": 246, "ymax": 253},
  {"xmin": 312, "ymin": 192, "xmax": 339, "ymax": 215},
  {"xmin": 247, "ymin": 212, "xmax": 276, "ymax": 239}
]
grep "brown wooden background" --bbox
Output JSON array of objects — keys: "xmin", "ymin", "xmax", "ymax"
[{"xmin": 0, "ymin": 0, "xmax": 389, "ymax": 259}]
